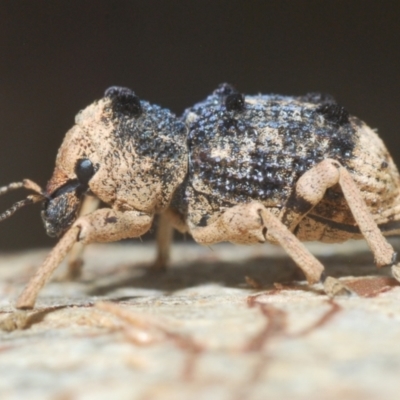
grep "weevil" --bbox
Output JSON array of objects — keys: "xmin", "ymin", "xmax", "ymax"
[{"xmin": 2, "ymin": 84, "xmax": 400, "ymax": 309}]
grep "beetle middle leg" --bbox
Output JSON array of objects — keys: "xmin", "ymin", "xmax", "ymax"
[
  {"xmin": 16, "ymin": 208, "xmax": 153, "ymax": 309},
  {"xmin": 190, "ymin": 202, "xmax": 326, "ymax": 287},
  {"xmin": 152, "ymin": 208, "xmax": 189, "ymax": 271},
  {"xmin": 152, "ymin": 212, "xmax": 174, "ymax": 271}
]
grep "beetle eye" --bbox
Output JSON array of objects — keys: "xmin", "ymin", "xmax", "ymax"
[{"xmin": 75, "ymin": 159, "xmax": 95, "ymax": 186}]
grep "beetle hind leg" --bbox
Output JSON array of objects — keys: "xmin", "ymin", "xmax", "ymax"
[
  {"xmin": 391, "ymin": 263, "xmax": 400, "ymax": 283},
  {"xmin": 281, "ymin": 158, "xmax": 397, "ymax": 270}
]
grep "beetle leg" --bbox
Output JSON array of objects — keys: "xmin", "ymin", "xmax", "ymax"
[
  {"xmin": 281, "ymin": 158, "xmax": 396, "ymax": 268},
  {"xmin": 190, "ymin": 202, "xmax": 326, "ymax": 285},
  {"xmin": 16, "ymin": 225, "xmax": 81, "ymax": 310},
  {"xmin": 338, "ymin": 164, "xmax": 396, "ymax": 267},
  {"xmin": 152, "ymin": 212, "xmax": 174, "ymax": 271},
  {"xmin": 66, "ymin": 195, "xmax": 101, "ymax": 279},
  {"xmin": 280, "ymin": 159, "xmax": 341, "ymax": 231},
  {"xmin": 391, "ymin": 264, "xmax": 400, "ymax": 283},
  {"xmin": 152, "ymin": 208, "xmax": 189, "ymax": 271},
  {"xmin": 16, "ymin": 208, "xmax": 153, "ymax": 309}
]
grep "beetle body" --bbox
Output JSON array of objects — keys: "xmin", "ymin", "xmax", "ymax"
[{"xmin": 2, "ymin": 84, "xmax": 400, "ymax": 309}]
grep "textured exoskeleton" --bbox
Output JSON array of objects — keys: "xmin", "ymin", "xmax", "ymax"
[{"xmin": 2, "ymin": 84, "xmax": 400, "ymax": 309}]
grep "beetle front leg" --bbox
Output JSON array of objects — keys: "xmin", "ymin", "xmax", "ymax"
[
  {"xmin": 67, "ymin": 195, "xmax": 101, "ymax": 279},
  {"xmin": 190, "ymin": 202, "xmax": 326, "ymax": 287},
  {"xmin": 16, "ymin": 208, "xmax": 153, "ymax": 309}
]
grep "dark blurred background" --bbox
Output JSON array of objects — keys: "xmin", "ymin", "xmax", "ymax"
[{"xmin": 0, "ymin": 1, "xmax": 399, "ymax": 250}]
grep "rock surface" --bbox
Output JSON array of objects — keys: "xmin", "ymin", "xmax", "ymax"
[{"xmin": 0, "ymin": 240, "xmax": 400, "ymax": 400}]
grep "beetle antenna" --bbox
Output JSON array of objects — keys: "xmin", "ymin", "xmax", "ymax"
[
  {"xmin": 0, "ymin": 179, "xmax": 45, "ymax": 197},
  {"xmin": 0, "ymin": 194, "xmax": 44, "ymax": 222},
  {"xmin": 0, "ymin": 179, "xmax": 46, "ymax": 222}
]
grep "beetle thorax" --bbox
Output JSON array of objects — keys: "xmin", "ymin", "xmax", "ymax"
[{"xmin": 42, "ymin": 89, "xmax": 188, "ymax": 237}]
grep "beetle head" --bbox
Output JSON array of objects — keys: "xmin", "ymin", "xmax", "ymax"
[{"xmin": 41, "ymin": 86, "xmax": 188, "ymax": 237}]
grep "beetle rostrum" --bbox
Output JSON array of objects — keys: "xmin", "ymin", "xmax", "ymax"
[{"xmin": 41, "ymin": 159, "xmax": 96, "ymax": 237}]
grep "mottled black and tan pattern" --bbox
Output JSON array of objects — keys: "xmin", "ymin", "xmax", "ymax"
[
  {"xmin": 178, "ymin": 84, "xmax": 400, "ymax": 242},
  {"xmin": 4, "ymin": 84, "xmax": 400, "ymax": 309},
  {"xmin": 42, "ymin": 87, "xmax": 188, "ymax": 237},
  {"xmin": 41, "ymin": 84, "xmax": 400, "ymax": 243}
]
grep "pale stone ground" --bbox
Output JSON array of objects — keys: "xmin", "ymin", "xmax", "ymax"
[{"xmin": 0, "ymin": 240, "xmax": 400, "ymax": 400}]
